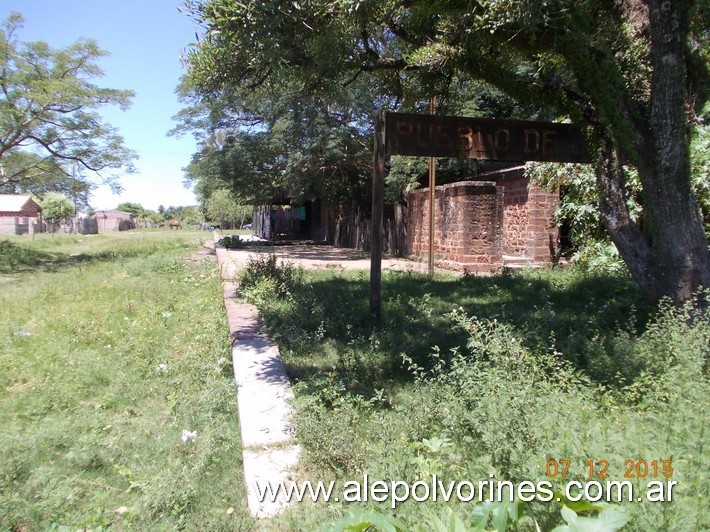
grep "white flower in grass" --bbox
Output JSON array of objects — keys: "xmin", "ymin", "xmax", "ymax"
[
  {"xmin": 156, "ymin": 363, "xmax": 168, "ymax": 373},
  {"xmin": 181, "ymin": 429, "xmax": 198, "ymax": 442},
  {"xmin": 215, "ymin": 357, "xmax": 230, "ymax": 372}
]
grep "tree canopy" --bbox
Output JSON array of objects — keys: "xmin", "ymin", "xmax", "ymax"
[
  {"xmin": 205, "ymin": 188, "xmax": 251, "ymax": 228},
  {"xmin": 0, "ymin": 13, "xmax": 137, "ymax": 197},
  {"xmin": 173, "ymin": 71, "xmax": 383, "ymax": 209},
  {"xmin": 116, "ymin": 202, "xmax": 145, "ymax": 218},
  {"xmin": 180, "ymin": 0, "xmax": 709, "ymax": 305},
  {"xmin": 40, "ymin": 192, "xmax": 74, "ymax": 223}
]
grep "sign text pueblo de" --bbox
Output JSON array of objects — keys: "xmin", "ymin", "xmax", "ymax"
[{"xmin": 385, "ymin": 112, "xmax": 590, "ymax": 163}]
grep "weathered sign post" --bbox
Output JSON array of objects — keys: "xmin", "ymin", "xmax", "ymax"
[
  {"xmin": 369, "ymin": 113, "xmax": 386, "ymax": 317},
  {"xmin": 427, "ymin": 97, "xmax": 437, "ymax": 276},
  {"xmin": 369, "ymin": 112, "xmax": 590, "ymax": 317}
]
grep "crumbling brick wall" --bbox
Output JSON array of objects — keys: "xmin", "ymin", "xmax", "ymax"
[
  {"xmin": 500, "ymin": 175, "xmax": 559, "ymax": 262},
  {"xmin": 407, "ymin": 175, "xmax": 559, "ymax": 271},
  {"xmin": 408, "ymin": 181, "xmax": 504, "ymax": 272}
]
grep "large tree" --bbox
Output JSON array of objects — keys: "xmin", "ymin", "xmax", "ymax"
[
  {"xmin": 205, "ymin": 188, "xmax": 250, "ymax": 228},
  {"xmin": 0, "ymin": 13, "xmax": 137, "ymax": 195},
  {"xmin": 173, "ymin": 73, "xmax": 381, "ymax": 208},
  {"xmin": 116, "ymin": 201, "xmax": 145, "ymax": 218},
  {"xmin": 182, "ymin": 0, "xmax": 709, "ymax": 305},
  {"xmin": 40, "ymin": 192, "xmax": 74, "ymax": 233}
]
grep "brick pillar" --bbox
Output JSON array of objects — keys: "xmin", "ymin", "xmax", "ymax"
[
  {"xmin": 445, "ymin": 181, "xmax": 503, "ymax": 271},
  {"xmin": 407, "ymin": 181, "xmax": 503, "ymax": 271},
  {"xmin": 502, "ymin": 176, "xmax": 560, "ymax": 263}
]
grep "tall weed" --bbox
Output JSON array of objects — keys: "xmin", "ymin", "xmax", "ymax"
[{"xmin": 245, "ymin": 261, "xmax": 708, "ymax": 530}]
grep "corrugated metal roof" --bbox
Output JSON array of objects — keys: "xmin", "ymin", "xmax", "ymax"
[{"xmin": 0, "ymin": 194, "xmax": 36, "ymax": 212}]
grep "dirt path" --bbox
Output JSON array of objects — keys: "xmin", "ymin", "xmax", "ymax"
[
  {"xmin": 222, "ymin": 241, "xmax": 449, "ymax": 274},
  {"xmin": 187, "ymin": 238, "xmax": 217, "ymax": 264}
]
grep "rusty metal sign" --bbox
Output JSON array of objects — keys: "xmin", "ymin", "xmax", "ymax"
[{"xmin": 385, "ymin": 112, "xmax": 590, "ymax": 163}]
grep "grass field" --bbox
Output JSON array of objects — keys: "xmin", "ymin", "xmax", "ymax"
[
  {"xmin": 0, "ymin": 231, "xmax": 253, "ymax": 529},
  {"xmin": 237, "ymin": 257, "xmax": 709, "ymax": 531},
  {"xmin": 2, "ymin": 232, "xmax": 707, "ymax": 531}
]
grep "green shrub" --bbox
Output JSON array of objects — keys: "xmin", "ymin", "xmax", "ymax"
[
  {"xmin": 237, "ymin": 252, "xmax": 301, "ymax": 305},
  {"xmin": 573, "ymin": 241, "xmax": 627, "ymax": 274},
  {"xmin": 0, "ymin": 239, "xmax": 21, "ymax": 272},
  {"xmin": 217, "ymin": 234, "xmax": 242, "ymax": 249},
  {"xmin": 254, "ymin": 267, "xmax": 708, "ymax": 531},
  {"xmin": 0, "ymin": 239, "xmax": 55, "ymax": 273}
]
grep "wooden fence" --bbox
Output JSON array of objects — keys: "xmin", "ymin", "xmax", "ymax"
[{"xmin": 332, "ymin": 204, "xmax": 407, "ymax": 257}]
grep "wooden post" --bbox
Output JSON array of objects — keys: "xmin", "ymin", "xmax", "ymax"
[
  {"xmin": 428, "ymin": 96, "xmax": 436, "ymax": 275},
  {"xmin": 369, "ymin": 113, "xmax": 386, "ymax": 318}
]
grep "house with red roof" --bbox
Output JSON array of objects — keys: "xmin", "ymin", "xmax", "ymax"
[{"xmin": 0, "ymin": 194, "xmax": 43, "ymax": 236}]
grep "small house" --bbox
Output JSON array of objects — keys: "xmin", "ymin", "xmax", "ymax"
[
  {"xmin": 0, "ymin": 194, "xmax": 43, "ymax": 236},
  {"xmin": 93, "ymin": 210, "xmax": 136, "ymax": 232}
]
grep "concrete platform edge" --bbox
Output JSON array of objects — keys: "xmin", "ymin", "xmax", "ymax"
[{"xmin": 212, "ymin": 234, "xmax": 301, "ymax": 519}]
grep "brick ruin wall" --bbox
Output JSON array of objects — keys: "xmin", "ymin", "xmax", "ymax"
[
  {"xmin": 408, "ymin": 181, "xmax": 504, "ymax": 272},
  {"xmin": 0, "ymin": 215, "xmax": 42, "ymax": 236},
  {"xmin": 500, "ymin": 176, "xmax": 559, "ymax": 261},
  {"xmin": 407, "ymin": 178, "xmax": 559, "ymax": 271}
]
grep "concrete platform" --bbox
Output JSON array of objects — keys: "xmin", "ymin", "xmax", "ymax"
[
  {"xmin": 212, "ymin": 233, "xmax": 302, "ymax": 519},
  {"xmin": 232, "ymin": 338, "xmax": 296, "ymax": 448},
  {"xmin": 243, "ymin": 445, "xmax": 302, "ymax": 518}
]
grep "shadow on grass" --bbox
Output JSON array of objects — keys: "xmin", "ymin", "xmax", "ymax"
[
  {"xmin": 0, "ymin": 241, "xmax": 70, "ymax": 274},
  {"xmin": 0, "ymin": 239, "xmax": 186, "ymax": 276},
  {"xmin": 263, "ymin": 267, "xmax": 653, "ymax": 391}
]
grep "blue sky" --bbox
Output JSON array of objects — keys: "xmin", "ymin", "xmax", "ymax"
[{"xmin": 2, "ymin": 0, "xmax": 202, "ymax": 210}]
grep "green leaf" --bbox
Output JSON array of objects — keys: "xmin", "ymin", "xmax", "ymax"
[
  {"xmin": 326, "ymin": 509, "xmax": 407, "ymax": 532},
  {"xmin": 553, "ymin": 505, "xmax": 630, "ymax": 532},
  {"xmin": 553, "ymin": 490, "xmax": 606, "ymax": 513},
  {"xmin": 421, "ymin": 507, "xmax": 469, "ymax": 532},
  {"xmin": 470, "ymin": 498, "xmax": 524, "ymax": 531}
]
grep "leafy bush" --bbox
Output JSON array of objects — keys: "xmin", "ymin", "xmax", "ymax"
[
  {"xmin": 690, "ymin": 115, "xmax": 710, "ymax": 234},
  {"xmin": 237, "ymin": 252, "xmax": 301, "ymax": 305},
  {"xmin": 217, "ymin": 234, "xmax": 242, "ymax": 249},
  {"xmin": 572, "ymin": 241, "xmax": 627, "ymax": 274},
  {"xmin": 246, "ymin": 265, "xmax": 708, "ymax": 530},
  {"xmin": 0, "ymin": 239, "xmax": 24, "ymax": 272},
  {"xmin": 528, "ymin": 119, "xmax": 710, "ymax": 265},
  {"xmin": 0, "ymin": 239, "xmax": 65, "ymax": 274}
]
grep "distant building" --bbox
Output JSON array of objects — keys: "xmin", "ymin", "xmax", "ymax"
[
  {"xmin": 0, "ymin": 194, "xmax": 43, "ymax": 236},
  {"xmin": 94, "ymin": 210, "xmax": 136, "ymax": 232},
  {"xmin": 70, "ymin": 213, "xmax": 99, "ymax": 235}
]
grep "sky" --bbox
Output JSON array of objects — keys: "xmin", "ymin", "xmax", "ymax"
[{"xmin": 2, "ymin": 0, "xmax": 202, "ymax": 211}]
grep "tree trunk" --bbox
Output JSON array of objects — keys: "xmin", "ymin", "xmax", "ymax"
[
  {"xmin": 596, "ymin": 0, "xmax": 710, "ymax": 308},
  {"xmin": 595, "ymin": 138, "xmax": 658, "ymax": 297},
  {"xmin": 643, "ymin": 0, "xmax": 710, "ymax": 305}
]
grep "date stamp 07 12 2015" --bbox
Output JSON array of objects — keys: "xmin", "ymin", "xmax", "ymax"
[
  {"xmin": 546, "ymin": 458, "xmax": 674, "ymax": 480},
  {"xmin": 545, "ymin": 458, "xmax": 678, "ymax": 503}
]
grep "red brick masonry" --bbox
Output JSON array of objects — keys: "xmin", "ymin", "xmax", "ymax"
[
  {"xmin": 500, "ymin": 176, "xmax": 560, "ymax": 263},
  {"xmin": 407, "ymin": 177, "xmax": 559, "ymax": 271}
]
